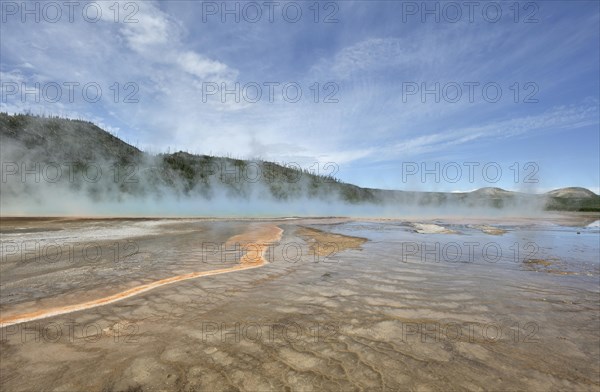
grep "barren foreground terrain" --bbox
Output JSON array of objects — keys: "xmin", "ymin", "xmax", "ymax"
[{"xmin": 1, "ymin": 215, "xmax": 599, "ymax": 391}]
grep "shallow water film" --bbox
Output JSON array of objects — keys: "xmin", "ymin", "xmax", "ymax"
[{"xmin": 1, "ymin": 214, "xmax": 598, "ymax": 391}]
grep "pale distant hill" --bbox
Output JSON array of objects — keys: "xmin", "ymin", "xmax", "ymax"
[
  {"xmin": 544, "ymin": 187, "xmax": 600, "ymax": 212},
  {"xmin": 471, "ymin": 187, "xmax": 518, "ymax": 197},
  {"xmin": 546, "ymin": 187, "xmax": 598, "ymax": 198},
  {"xmin": 1, "ymin": 113, "xmax": 599, "ymax": 212}
]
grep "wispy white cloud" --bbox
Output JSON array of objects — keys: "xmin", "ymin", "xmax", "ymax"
[
  {"xmin": 1, "ymin": 1, "xmax": 598, "ymax": 190},
  {"xmin": 379, "ymin": 102, "xmax": 599, "ymax": 159}
]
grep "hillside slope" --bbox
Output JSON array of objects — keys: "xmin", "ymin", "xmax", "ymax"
[
  {"xmin": 0, "ymin": 113, "xmax": 376, "ymax": 205},
  {"xmin": 1, "ymin": 113, "xmax": 598, "ymax": 213}
]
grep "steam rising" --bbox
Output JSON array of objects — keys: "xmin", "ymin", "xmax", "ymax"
[{"xmin": 0, "ymin": 113, "xmax": 572, "ymax": 218}]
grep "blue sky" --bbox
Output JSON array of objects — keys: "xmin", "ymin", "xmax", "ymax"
[{"xmin": 1, "ymin": 0, "xmax": 598, "ymax": 193}]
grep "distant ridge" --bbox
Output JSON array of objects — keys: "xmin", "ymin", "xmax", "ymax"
[
  {"xmin": 546, "ymin": 187, "xmax": 598, "ymax": 198},
  {"xmin": 470, "ymin": 187, "xmax": 516, "ymax": 197},
  {"xmin": 1, "ymin": 112, "xmax": 599, "ymax": 212}
]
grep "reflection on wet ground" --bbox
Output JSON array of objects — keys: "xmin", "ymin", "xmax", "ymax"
[{"xmin": 0, "ymin": 214, "xmax": 599, "ymax": 391}]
